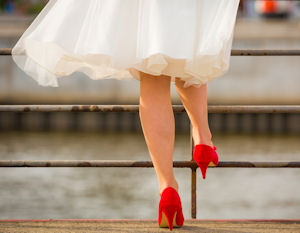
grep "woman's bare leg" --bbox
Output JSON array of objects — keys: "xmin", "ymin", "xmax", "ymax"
[
  {"xmin": 139, "ymin": 71, "xmax": 178, "ymax": 195},
  {"xmin": 175, "ymin": 78, "xmax": 214, "ymax": 147}
]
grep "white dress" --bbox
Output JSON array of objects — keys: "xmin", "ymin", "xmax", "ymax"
[{"xmin": 12, "ymin": 0, "xmax": 240, "ymax": 88}]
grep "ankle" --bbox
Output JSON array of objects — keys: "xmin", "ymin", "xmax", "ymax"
[
  {"xmin": 159, "ymin": 179, "xmax": 178, "ymax": 196},
  {"xmin": 196, "ymin": 137, "xmax": 214, "ymax": 147},
  {"xmin": 192, "ymin": 128, "xmax": 213, "ymax": 147}
]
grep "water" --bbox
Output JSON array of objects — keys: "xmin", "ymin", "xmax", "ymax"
[{"xmin": 0, "ymin": 131, "xmax": 299, "ymax": 219}]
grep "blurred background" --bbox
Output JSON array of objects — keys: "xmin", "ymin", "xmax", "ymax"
[{"xmin": 0, "ymin": 0, "xmax": 300, "ymax": 220}]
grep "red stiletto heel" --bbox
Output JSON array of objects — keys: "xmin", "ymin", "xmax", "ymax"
[
  {"xmin": 193, "ymin": 144, "xmax": 219, "ymax": 179},
  {"xmin": 158, "ymin": 187, "xmax": 184, "ymax": 231}
]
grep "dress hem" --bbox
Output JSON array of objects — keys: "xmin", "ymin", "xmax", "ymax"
[{"xmin": 12, "ymin": 36, "xmax": 233, "ymax": 88}]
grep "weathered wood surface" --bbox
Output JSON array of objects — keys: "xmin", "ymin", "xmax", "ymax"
[{"xmin": 0, "ymin": 219, "xmax": 300, "ymax": 233}]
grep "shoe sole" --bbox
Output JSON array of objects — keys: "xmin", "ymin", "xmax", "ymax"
[
  {"xmin": 208, "ymin": 161, "xmax": 218, "ymax": 166},
  {"xmin": 159, "ymin": 211, "xmax": 180, "ymax": 228}
]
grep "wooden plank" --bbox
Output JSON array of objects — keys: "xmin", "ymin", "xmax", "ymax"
[{"xmin": 0, "ymin": 219, "xmax": 300, "ymax": 233}]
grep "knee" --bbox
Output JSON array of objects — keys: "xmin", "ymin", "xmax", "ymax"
[
  {"xmin": 140, "ymin": 71, "xmax": 171, "ymax": 89},
  {"xmin": 174, "ymin": 77, "xmax": 184, "ymax": 89}
]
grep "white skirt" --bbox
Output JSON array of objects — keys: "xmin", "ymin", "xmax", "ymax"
[{"xmin": 12, "ymin": 0, "xmax": 240, "ymax": 88}]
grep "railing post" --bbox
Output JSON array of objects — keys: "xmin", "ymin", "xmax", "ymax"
[{"xmin": 190, "ymin": 122, "xmax": 197, "ymax": 219}]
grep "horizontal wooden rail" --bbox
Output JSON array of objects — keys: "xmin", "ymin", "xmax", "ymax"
[
  {"xmin": 0, "ymin": 160, "xmax": 300, "ymax": 168},
  {"xmin": 1, "ymin": 48, "xmax": 300, "ymax": 56},
  {"xmin": 0, "ymin": 105, "xmax": 300, "ymax": 113}
]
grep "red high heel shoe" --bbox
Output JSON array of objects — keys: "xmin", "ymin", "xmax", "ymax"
[
  {"xmin": 158, "ymin": 187, "xmax": 184, "ymax": 231},
  {"xmin": 193, "ymin": 144, "xmax": 219, "ymax": 179}
]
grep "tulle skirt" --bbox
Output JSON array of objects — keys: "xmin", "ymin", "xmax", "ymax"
[{"xmin": 11, "ymin": 0, "xmax": 240, "ymax": 88}]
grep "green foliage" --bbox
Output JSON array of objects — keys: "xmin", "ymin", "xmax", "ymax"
[
  {"xmin": 9, "ymin": 0, "xmax": 47, "ymax": 15},
  {"xmin": 26, "ymin": 2, "xmax": 46, "ymax": 15},
  {"xmin": 0, "ymin": 1, "xmax": 6, "ymax": 11}
]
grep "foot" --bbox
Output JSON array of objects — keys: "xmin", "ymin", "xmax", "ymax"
[
  {"xmin": 158, "ymin": 186, "xmax": 184, "ymax": 230},
  {"xmin": 193, "ymin": 144, "xmax": 219, "ymax": 179}
]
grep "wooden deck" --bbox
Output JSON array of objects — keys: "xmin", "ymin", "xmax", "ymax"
[{"xmin": 1, "ymin": 219, "xmax": 300, "ymax": 232}]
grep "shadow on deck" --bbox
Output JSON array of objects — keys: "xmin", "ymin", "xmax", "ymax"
[{"xmin": 1, "ymin": 219, "xmax": 300, "ymax": 232}]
